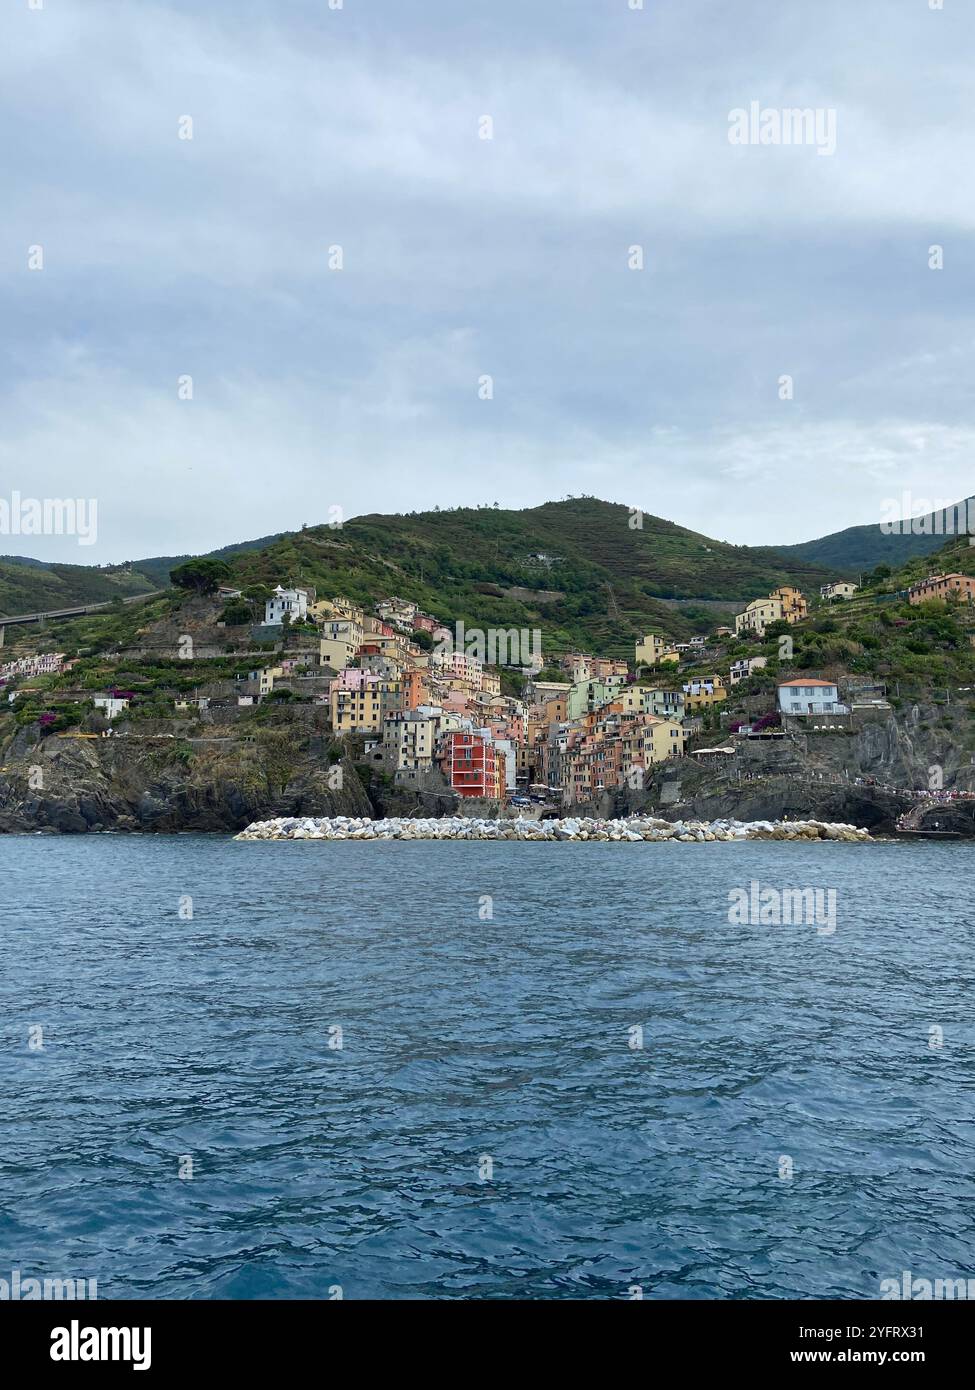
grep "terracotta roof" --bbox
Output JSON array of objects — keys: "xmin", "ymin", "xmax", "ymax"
[{"xmin": 778, "ymin": 678, "xmax": 836, "ymax": 687}]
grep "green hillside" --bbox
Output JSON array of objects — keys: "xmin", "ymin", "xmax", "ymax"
[
  {"xmin": 0, "ymin": 533, "xmax": 288, "ymax": 616},
  {"xmin": 769, "ymin": 496, "xmax": 973, "ymax": 573},
  {"xmin": 128, "ymin": 532, "xmax": 288, "ymax": 588},
  {"xmin": 0, "ymin": 559, "xmax": 156, "ymax": 619},
  {"xmin": 220, "ymin": 498, "xmax": 836, "ymax": 656},
  {"xmin": 0, "ymin": 499, "xmax": 838, "ymax": 655},
  {"xmin": 680, "ymin": 533, "xmax": 975, "ymax": 712}
]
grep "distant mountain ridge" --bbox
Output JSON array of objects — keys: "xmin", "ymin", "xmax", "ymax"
[
  {"xmin": 207, "ymin": 497, "xmax": 839, "ymax": 655},
  {"xmin": 0, "ymin": 534, "xmax": 287, "ymax": 618},
  {"xmin": 771, "ymin": 495, "xmax": 975, "ymax": 573},
  {"xmin": 0, "ymin": 559, "xmax": 156, "ymax": 619},
  {"xmin": 4, "ymin": 497, "xmax": 896, "ymax": 641}
]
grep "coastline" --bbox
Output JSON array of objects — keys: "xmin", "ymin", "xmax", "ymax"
[{"xmin": 234, "ymin": 814, "xmax": 872, "ymax": 843}]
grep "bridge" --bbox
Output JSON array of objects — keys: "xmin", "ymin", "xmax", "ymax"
[{"xmin": 0, "ymin": 591, "xmax": 158, "ymax": 646}]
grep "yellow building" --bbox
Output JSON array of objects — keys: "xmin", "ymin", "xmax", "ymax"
[
  {"xmin": 735, "ymin": 597, "xmax": 782, "ymax": 637},
  {"xmin": 330, "ymin": 678, "xmax": 402, "ymax": 734},
  {"xmin": 362, "ymin": 633, "xmax": 411, "ymax": 667},
  {"xmin": 621, "ymin": 716, "xmax": 687, "ymax": 770},
  {"xmin": 770, "ymin": 586, "xmax": 807, "ymax": 623},
  {"xmin": 240, "ymin": 665, "xmax": 284, "ymax": 698},
  {"xmin": 319, "ymin": 618, "xmax": 363, "ymax": 671},
  {"xmin": 682, "ymin": 676, "xmax": 727, "ymax": 710},
  {"xmin": 310, "ymin": 596, "xmax": 364, "ymax": 625},
  {"xmin": 635, "ymin": 633, "xmax": 671, "ymax": 666},
  {"xmin": 735, "ymin": 586, "xmax": 807, "ymax": 637}
]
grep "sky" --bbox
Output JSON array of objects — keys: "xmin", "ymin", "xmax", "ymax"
[{"xmin": 1, "ymin": 0, "xmax": 973, "ymax": 564}]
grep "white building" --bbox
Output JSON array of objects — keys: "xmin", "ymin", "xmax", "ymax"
[
  {"xmin": 93, "ymin": 696, "xmax": 130, "ymax": 720},
  {"xmin": 730, "ymin": 655, "xmax": 768, "ymax": 686},
  {"xmin": 777, "ymin": 679, "xmax": 848, "ymax": 717},
  {"xmin": 820, "ymin": 581, "xmax": 858, "ymax": 601},
  {"xmin": 493, "ymin": 737, "xmax": 518, "ymax": 792},
  {"xmin": 263, "ymin": 586, "xmax": 308, "ymax": 626}
]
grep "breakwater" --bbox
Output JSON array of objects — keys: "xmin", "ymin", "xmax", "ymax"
[{"xmin": 235, "ymin": 815, "xmax": 871, "ymax": 842}]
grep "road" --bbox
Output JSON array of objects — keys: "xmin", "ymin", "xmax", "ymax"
[{"xmin": 0, "ymin": 590, "xmax": 158, "ymax": 628}]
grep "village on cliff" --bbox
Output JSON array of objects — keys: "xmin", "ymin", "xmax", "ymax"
[{"xmin": 5, "ymin": 563, "xmax": 974, "ymax": 815}]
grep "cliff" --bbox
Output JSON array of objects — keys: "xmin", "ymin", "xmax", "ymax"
[{"xmin": 0, "ymin": 725, "xmax": 373, "ymax": 834}]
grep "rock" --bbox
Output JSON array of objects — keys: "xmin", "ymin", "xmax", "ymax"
[{"xmin": 233, "ymin": 813, "xmax": 875, "ymax": 844}]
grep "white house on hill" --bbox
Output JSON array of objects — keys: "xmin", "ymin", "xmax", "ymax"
[
  {"xmin": 263, "ymin": 586, "xmax": 308, "ymax": 626},
  {"xmin": 777, "ymin": 679, "xmax": 848, "ymax": 716}
]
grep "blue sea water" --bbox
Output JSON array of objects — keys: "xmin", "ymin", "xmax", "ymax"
[{"xmin": 1, "ymin": 835, "xmax": 973, "ymax": 1300}]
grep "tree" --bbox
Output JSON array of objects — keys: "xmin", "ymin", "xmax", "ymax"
[
  {"xmin": 220, "ymin": 600, "xmax": 253, "ymax": 625},
  {"xmin": 171, "ymin": 558, "xmax": 231, "ymax": 595}
]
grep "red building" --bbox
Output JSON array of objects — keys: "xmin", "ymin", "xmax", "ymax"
[{"xmin": 436, "ymin": 730, "xmax": 505, "ymax": 798}]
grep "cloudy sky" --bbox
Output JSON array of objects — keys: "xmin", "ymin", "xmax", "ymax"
[{"xmin": 2, "ymin": 0, "xmax": 972, "ymax": 564}]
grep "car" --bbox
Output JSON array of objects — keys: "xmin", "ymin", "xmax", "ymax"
[{"xmin": 510, "ymin": 796, "xmax": 531, "ymax": 806}]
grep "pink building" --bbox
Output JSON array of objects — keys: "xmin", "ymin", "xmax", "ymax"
[{"xmin": 331, "ymin": 668, "xmax": 382, "ymax": 693}]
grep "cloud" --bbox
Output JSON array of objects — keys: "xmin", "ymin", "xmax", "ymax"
[{"xmin": 1, "ymin": 0, "xmax": 973, "ymax": 562}]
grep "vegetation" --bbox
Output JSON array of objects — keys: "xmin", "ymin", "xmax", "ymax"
[
  {"xmin": 773, "ymin": 496, "xmax": 973, "ymax": 573},
  {"xmin": 170, "ymin": 558, "xmax": 231, "ymax": 595},
  {"xmin": 0, "ymin": 558, "xmax": 155, "ymax": 617},
  {"xmin": 677, "ymin": 534, "xmax": 975, "ymax": 722},
  {"xmin": 214, "ymin": 498, "xmax": 836, "ymax": 658}
]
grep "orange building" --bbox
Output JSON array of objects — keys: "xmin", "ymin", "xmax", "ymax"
[
  {"xmin": 908, "ymin": 573, "xmax": 975, "ymax": 606},
  {"xmin": 403, "ymin": 668, "xmax": 431, "ymax": 710}
]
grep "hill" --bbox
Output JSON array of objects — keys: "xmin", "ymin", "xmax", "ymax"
[
  {"xmin": 770, "ymin": 496, "xmax": 974, "ymax": 573},
  {"xmin": 128, "ymin": 532, "xmax": 288, "ymax": 588},
  {"xmin": 0, "ymin": 559, "xmax": 156, "ymax": 619},
  {"xmin": 0, "ymin": 498, "xmax": 838, "ymax": 654},
  {"xmin": 0, "ymin": 533, "xmax": 289, "ymax": 616},
  {"xmin": 681, "ymin": 531, "xmax": 975, "ymax": 718},
  {"xmin": 219, "ymin": 498, "xmax": 837, "ymax": 655}
]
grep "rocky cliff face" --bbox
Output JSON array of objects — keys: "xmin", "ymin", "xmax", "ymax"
[
  {"xmin": 587, "ymin": 711, "xmax": 975, "ymax": 835},
  {"xmin": 0, "ymin": 726, "xmax": 372, "ymax": 833}
]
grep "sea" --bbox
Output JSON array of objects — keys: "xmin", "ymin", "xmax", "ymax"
[{"xmin": 2, "ymin": 835, "xmax": 973, "ymax": 1300}]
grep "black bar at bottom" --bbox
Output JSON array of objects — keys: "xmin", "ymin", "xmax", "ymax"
[{"xmin": 0, "ymin": 1298, "xmax": 966, "ymax": 1374}]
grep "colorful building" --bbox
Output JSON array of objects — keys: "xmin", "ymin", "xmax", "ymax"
[
  {"xmin": 319, "ymin": 618, "xmax": 363, "ymax": 670},
  {"xmin": 682, "ymin": 676, "xmax": 727, "ymax": 710},
  {"xmin": 735, "ymin": 586, "xmax": 807, "ymax": 637},
  {"xmin": 330, "ymin": 674, "xmax": 402, "ymax": 733},
  {"xmin": 907, "ymin": 573, "xmax": 975, "ymax": 606},
  {"xmin": 635, "ymin": 634, "xmax": 672, "ymax": 666},
  {"xmin": 435, "ymin": 729, "xmax": 505, "ymax": 798}
]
